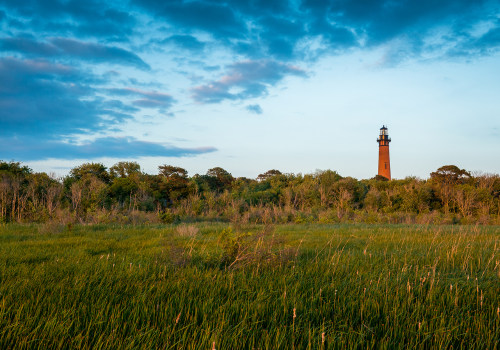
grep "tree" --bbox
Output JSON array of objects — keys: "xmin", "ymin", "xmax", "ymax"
[
  {"xmin": 158, "ymin": 165, "xmax": 190, "ymax": 204},
  {"xmin": 70, "ymin": 163, "xmax": 111, "ymax": 184},
  {"xmin": 0, "ymin": 161, "xmax": 32, "ymax": 222},
  {"xmin": 0, "ymin": 161, "xmax": 32, "ymax": 176},
  {"xmin": 158, "ymin": 165, "xmax": 188, "ymax": 179},
  {"xmin": 257, "ymin": 169, "xmax": 282, "ymax": 182},
  {"xmin": 206, "ymin": 167, "xmax": 233, "ymax": 192},
  {"xmin": 109, "ymin": 177, "xmax": 139, "ymax": 208},
  {"xmin": 399, "ymin": 180, "xmax": 433, "ymax": 214},
  {"xmin": 110, "ymin": 161, "xmax": 141, "ymax": 178},
  {"xmin": 207, "ymin": 167, "xmax": 233, "ymax": 184},
  {"xmin": 331, "ymin": 177, "xmax": 365, "ymax": 218},
  {"xmin": 430, "ymin": 165, "xmax": 472, "ymax": 213},
  {"xmin": 453, "ymin": 184, "xmax": 478, "ymax": 218},
  {"xmin": 108, "ymin": 162, "xmax": 143, "ymax": 209},
  {"xmin": 315, "ymin": 170, "xmax": 342, "ymax": 207},
  {"xmin": 474, "ymin": 173, "xmax": 500, "ymax": 217},
  {"xmin": 430, "ymin": 165, "xmax": 471, "ymax": 185},
  {"xmin": 25, "ymin": 172, "xmax": 62, "ymax": 221}
]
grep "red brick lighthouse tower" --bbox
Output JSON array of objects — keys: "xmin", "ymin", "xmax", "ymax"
[{"xmin": 377, "ymin": 125, "xmax": 391, "ymax": 180}]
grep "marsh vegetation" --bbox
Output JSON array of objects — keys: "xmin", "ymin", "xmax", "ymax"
[{"xmin": 0, "ymin": 223, "xmax": 498, "ymax": 348}]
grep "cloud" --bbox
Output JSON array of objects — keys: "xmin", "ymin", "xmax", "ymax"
[
  {"xmin": 229, "ymin": 0, "xmax": 294, "ymax": 17},
  {"xmin": 306, "ymin": 18, "xmax": 357, "ymax": 48},
  {"xmin": 51, "ymin": 38, "xmax": 149, "ymax": 69},
  {"xmin": 0, "ymin": 56, "xmax": 109, "ymax": 139},
  {"xmin": 0, "ymin": 37, "xmax": 150, "ymax": 69},
  {"xmin": 192, "ymin": 60, "xmax": 307, "ymax": 103},
  {"xmin": 106, "ymin": 88, "xmax": 175, "ymax": 109},
  {"xmin": 477, "ymin": 26, "xmax": 500, "ymax": 47},
  {"xmin": 0, "ymin": 0, "xmax": 135, "ymax": 40},
  {"xmin": 1, "ymin": 0, "xmax": 499, "ymax": 165},
  {"xmin": 133, "ymin": 0, "xmax": 245, "ymax": 39},
  {"xmin": 303, "ymin": 0, "xmax": 499, "ymax": 60},
  {"xmin": 257, "ymin": 16, "xmax": 305, "ymax": 59},
  {"xmin": 0, "ymin": 56, "xmax": 212, "ymax": 161},
  {"xmin": 246, "ymin": 104, "xmax": 263, "ymax": 114},
  {"xmin": 3, "ymin": 0, "xmax": 498, "ymax": 65},
  {"xmin": 136, "ymin": 0, "xmax": 499, "ymax": 62},
  {"xmin": 162, "ymin": 35, "xmax": 205, "ymax": 51},
  {"xmin": 0, "ymin": 57, "xmax": 175, "ymax": 142},
  {"xmin": 456, "ymin": 24, "xmax": 500, "ymax": 56},
  {"xmin": 0, "ymin": 136, "xmax": 217, "ymax": 161}
]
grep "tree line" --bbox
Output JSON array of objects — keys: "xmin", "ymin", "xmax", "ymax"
[{"xmin": 0, "ymin": 161, "xmax": 499, "ymax": 225}]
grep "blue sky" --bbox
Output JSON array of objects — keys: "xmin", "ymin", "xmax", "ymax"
[{"xmin": 1, "ymin": 0, "xmax": 499, "ymax": 179}]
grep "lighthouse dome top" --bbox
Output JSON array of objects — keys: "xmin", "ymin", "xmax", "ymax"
[{"xmin": 379, "ymin": 125, "xmax": 389, "ymax": 136}]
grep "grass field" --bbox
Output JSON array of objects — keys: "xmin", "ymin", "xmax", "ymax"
[{"xmin": 0, "ymin": 223, "xmax": 498, "ymax": 349}]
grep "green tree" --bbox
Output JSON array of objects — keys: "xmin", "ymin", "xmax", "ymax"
[
  {"xmin": 25, "ymin": 172, "xmax": 62, "ymax": 221},
  {"xmin": 315, "ymin": 170, "xmax": 342, "ymax": 207},
  {"xmin": 332, "ymin": 177, "xmax": 366, "ymax": 218},
  {"xmin": 430, "ymin": 165, "xmax": 472, "ymax": 213},
  {"xmin": 158, "ymin": 165, "xmax": 188, "ymax": 179},
  {"xmin": 0, "ymin": 161, "xmax": 32, "ymax": 222},
  {"xmin": 158, "ymin": 165, "xmax": 190, "ymax": 205},
  {"xmin": 257, "ymin": 169, "xmax": 282, "ymax": 182},
  {"xmin": 110, "ymin": 161, "xmax": 141, "ymax": 178},
  {"xmin": 70, "ymin": 163, "xmax": 111, "ymax": 184},
  {"xmin": 205, "ymin": 167, "xmax": 234, "ymax": 192},
  {"xmin": 0, "ymin": 161, "xmax": 32, "ymax": 176},
  {"xmin": 430, "ymin": 165, "xmax": 471, "ymax": 185}
]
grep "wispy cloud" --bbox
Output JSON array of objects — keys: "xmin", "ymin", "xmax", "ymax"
[
  {"xmin": 246, "ymin": 104, "xmax": 263, "ymax": 114},
  {"xmin": 2, "ymin": 0, "xmax": 498, "ymax": 63},
  {"xmin": 162, "ymin": 34, "xmax": 205, "ymax": 51},
  {"xmin": 0, "ymin": 37, "xmax": 149, "ymax": 69},
  {"xmin": 0, "ymin": 0, "xmax": 136, "ymax": 41},
  {"xmin": 192, "ymin": 60, "xmax": 307, "ymax": 103},
  {"xmin": 132, "ymin": 0, "xmax": 245, "ymax": 39},
  {"xmin": 107, "ymin": 88, "xmax": 175, "ymax": 109},
  {"xmin": 132, "ymin": 0, "xmax": 500, "ymax": 62}
]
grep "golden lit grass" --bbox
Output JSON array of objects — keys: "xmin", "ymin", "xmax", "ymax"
[{"xmin": 0, "ymin": 223, "xmax": 498, "ymax": 349}]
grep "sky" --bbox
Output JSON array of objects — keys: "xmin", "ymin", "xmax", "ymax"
[{"xmin": 0, "ymin": 0, "xmax": 499, "ymax": 180}]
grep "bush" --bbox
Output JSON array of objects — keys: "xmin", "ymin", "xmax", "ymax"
[{"xmin": 159, "ymin": 211, "xmax": 180, "ymax": 224}]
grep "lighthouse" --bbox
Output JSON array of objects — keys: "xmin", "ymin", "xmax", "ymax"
[{"xmin": 377, "ymin": 126, "xmax": 391, "ymax": 180}]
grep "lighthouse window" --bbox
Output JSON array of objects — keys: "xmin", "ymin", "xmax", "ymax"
[{"xmin": 385, "ymin": 163, "xmax": 387, "ymax": 169}]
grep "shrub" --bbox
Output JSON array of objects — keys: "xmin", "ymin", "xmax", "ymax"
[{"xmin": 159, "ymin": 211, "xmax": 180, "ymax": 224}]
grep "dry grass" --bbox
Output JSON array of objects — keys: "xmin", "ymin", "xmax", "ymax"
[{"xmin": 175, "ymin": 224, "xmax": 199, "ymax": 237}]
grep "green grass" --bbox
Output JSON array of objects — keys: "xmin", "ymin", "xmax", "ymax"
[{"xmin": 0, "ymin": 223, "xmax": 498, "ymax": 349}]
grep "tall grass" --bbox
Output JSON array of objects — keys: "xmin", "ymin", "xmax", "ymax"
[{"xmin": 0, "ymin": 223, "xmax": 498, "ymax": 349}]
